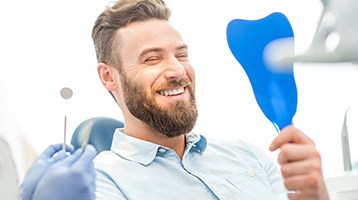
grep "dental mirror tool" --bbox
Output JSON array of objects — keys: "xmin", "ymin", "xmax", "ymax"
[{"xmin": 60, "ymin": 87, "xmax": 73, "ymax": 151}]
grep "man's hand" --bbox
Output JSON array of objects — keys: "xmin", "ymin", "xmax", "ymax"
[{"xmin": 269, "ymin": 125, "xmax": 330, "ymax": 200}]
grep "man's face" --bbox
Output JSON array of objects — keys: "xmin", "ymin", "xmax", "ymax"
[{"xmin": 116, "ymin": 19, "xmax": 197, "ymax": 137}]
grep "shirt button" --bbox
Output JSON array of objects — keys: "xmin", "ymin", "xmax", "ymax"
[
  {"xmin": 248, "ymin": 169, "xmax": 255, "ymax": 177},
  {"xmin": 158, "ymin": 148, "xmax": 166, "ymax": 153},
  {"xmin": 210, "ymin": 184, "xmax": 217, "ymax": 191}
]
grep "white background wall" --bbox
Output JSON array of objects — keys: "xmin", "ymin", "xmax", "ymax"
[{"xmin": 1, "ymin": 0, "xmax": 358, "ymax": 181}]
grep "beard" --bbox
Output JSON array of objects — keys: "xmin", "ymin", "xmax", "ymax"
[{"xmin": 121, "ymin": 74, "xmax": 197, "ymax": 138}]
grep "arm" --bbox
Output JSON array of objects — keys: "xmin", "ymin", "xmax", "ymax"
[
  {"xmin": 95, "ymin": 168, "xmax": 127, "ymax": 200},
  {"xmin": 269, "ymin": 125, "xmax": 330, "ymax": 200},
  {"xmin": 243, "ymin": 140, "xmax": 288, "ymax": 198}
]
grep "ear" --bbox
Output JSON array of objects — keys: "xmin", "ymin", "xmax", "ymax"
[{"xmin": 97, "ymin": 63, "xmax": 119, "ymax": 91}]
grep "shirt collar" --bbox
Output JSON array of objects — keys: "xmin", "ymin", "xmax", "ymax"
[
  {"xmin": 110, "ymin": 129, "xmax": 207, "ymax": 165},
  {"xmin": 185, "ymin": 132, "xmax": 207, "ymax": 154}
]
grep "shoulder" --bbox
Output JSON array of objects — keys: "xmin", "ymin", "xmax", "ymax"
[
  {"xmin": 207, "ymin": 137, "xmax": 265, "ymax": 155},
  {"xmin": 94, "ymin": 150, "xmax": 118, "ymax": 162},
  {"xmin": 94, "ymin": 152, "xmax": 127, "ymax": 200},
  {"xmin": 94, "ymin": 150, "xmax": 124, "ymax": 176},
  {"xmin": 94, "ymin": 150, "xmax": 122, "ymax": 168},
  {"xmin": 205, "ymin": 137, "xmax": 274, "ymax": 166}
]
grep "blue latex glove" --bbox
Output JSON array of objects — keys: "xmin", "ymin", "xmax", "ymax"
[
  {"xmin": 20, "ymin": 144, "xmax": 97, "ymax": 200},
  {"xmin": 31, "ymin": 144, "xmax": 97, "ymax": 200},
  {"xmin": 20, "ymin": 143, "xmax": 75, "ymax": 200}
]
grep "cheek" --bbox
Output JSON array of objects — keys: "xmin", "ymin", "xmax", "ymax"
[
  {"xmin": 139, "ymin": 68, "xmax": 164, "ymax": 87},
  {"xmin": 185, "ymin": 65, "xmax": 195, "ymax": 82},
  {"xmin": 130, "ymin": 71, "xmax": 158, "ymax": 94}
]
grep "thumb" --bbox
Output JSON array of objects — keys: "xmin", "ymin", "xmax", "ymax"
[
  {"xmin": 55, "ymin": 148, "xmax": 83, "ymax": 167},
  {"xmin": 72, "ymin": 144, "xmax": 97, "ymax": 169}
]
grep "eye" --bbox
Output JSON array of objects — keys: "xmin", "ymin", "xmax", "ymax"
[
  {"xmin": 176, "ymin": 53, "xmax": 188, "ymax": 61},
  {"xmin": 145, "ymin": 56, "xmax": 160, "ymax": 64}
]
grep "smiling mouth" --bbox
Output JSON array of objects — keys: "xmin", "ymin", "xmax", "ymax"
[{"xmin": 157, "ymin": 87, "xmax": 185, "ymax": 96}]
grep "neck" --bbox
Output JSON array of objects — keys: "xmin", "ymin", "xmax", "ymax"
[{"xmin": 124, "ymin": 118, "xmax": 186, "ymax": 159}]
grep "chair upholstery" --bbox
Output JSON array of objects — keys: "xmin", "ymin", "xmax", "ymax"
[{"xmin": 71, "ymin": 117, "xmax": 124, "ymax": 153}]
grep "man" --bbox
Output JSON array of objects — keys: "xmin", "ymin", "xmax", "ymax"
[{"xmin": 92, "ymin": 0, "xmax": 330, "ymax": 199}]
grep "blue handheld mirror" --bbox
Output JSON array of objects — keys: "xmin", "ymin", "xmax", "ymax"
[{"xmin": 226, "ymin": 12, "xmax": 297, "ymax": 131}]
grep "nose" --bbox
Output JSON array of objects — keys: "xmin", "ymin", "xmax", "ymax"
[{"xmin": 163, "ymin": 57, "xmax": 186, "ymax": 80}]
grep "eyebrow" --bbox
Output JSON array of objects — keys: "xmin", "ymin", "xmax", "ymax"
[
  {"xmin": 176, "ymin": 44, "xmax": 188, "ymax": 51},
  {"xmin": 139, "ymin": 44, "xmax": 188, "ymax": 59},
  {"xmin": 139, "ymin": 47, "xmax": 162, "ymax": 59}
]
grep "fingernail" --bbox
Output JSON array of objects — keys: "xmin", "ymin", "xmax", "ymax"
[
  {"xmin": 74, "ymin": 148, "xmax": 84, "ymax": 155},
  {"xmin": 268, "ymin": 143, "xmax": 275, "ymax": 151}
]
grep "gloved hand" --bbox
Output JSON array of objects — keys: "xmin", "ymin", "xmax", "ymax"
[
  {"xmin": 20, "ymin": 143, "xmax": 75, "ymax": 200},
  {"xmin": 32, "ymin": 144, "xmax": 97, "ymax": 200}
]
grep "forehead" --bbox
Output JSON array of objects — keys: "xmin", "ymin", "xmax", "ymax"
[{"xmin": 116, "ymin": 19, "xmax": 185, "ymax": 54}]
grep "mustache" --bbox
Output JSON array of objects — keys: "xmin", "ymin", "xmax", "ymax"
[{"xmin": 153, "ymin": 77, "xmax": 192, "ymax": 91}]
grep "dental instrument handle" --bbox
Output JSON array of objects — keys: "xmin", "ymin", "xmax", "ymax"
[
  {"xmin": 60, "ymin": 87, "xmax": 73, "ymax": 152},
  {"xmin": 63, "ymin": 114, "xmax": 67, "ymax": 151}
]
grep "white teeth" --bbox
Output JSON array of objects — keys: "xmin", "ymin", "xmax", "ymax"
[{"xmin": 160, "ymin": 87, "xmax": 184, "ymax": 96}]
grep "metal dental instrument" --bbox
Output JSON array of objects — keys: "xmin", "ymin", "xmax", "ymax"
[
  {"xmin": 342, "ymin": 108, "xmax": 352, "ymax": 172},
  {"xmin": 80, "ymin": 118, "xmax": 94, "ymax": 149},
  {"xmin": 60, "ymin": 87, "xmax": 73, "ymax": 151}
]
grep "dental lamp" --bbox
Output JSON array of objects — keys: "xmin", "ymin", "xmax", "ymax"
[{"xmin": 285, "ymin": 0, "xmax": 358, "ymax": 64}]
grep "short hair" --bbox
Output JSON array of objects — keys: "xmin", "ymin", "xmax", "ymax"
[{"xmin": 92, "ymin": 0, "xmax": 171, "ymax": 69}]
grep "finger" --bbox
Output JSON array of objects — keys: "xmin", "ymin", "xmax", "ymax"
[
  {"xmin": 50, "ymin": 150, "xmax": 68, "ymax": 163},
  {"xmin": 277, "ymin": 143, "xmax": 318, "ymax": 164},
  {"xmin": 38, "ymin": 144, "xmax": 63, "ymax": 159},
  {"xmin": 72, "ymin": 145, "xmax": 97, "ymax": 169},
  {"xmin": 287, "ymin": 191, "xmax": 300, "ymax": 200},
  {"xmin": 284, "ymin": 174, "xmax": 308, "ymax": 191},
  {"xmin": 284, "ymin": 172, "xmax": 323, "ymax": 192},
  {"xmin": 280, "ymin": 159, "xmax": 320, "ymax": 177},
  {"xmin": 55, "ymin": 148, "xmax": 84, "ymax": 166},
  {"xmin": 81, "ymin": 144, "xmax": 97, "ymax": 161},
  {"xmin": 287, "ymin": 187, "xmax": 320, "ymax": 200},
  {"xmin": 38, "ymin": 143, "xmax": 74, "ymax": 160},
  {"xmin": 269, "ymin": 126, "xmax": 312, "ymax": 151}
]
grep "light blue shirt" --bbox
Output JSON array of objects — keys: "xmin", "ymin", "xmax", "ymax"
[{"xmin": 94, "ymin": 129, "xmax": 288, "ymax": 200}]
